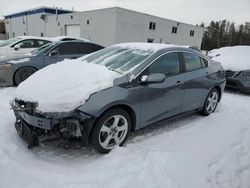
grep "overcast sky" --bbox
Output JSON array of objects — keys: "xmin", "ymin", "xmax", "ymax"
[{"xmin": 0, "ymin": 0, "xmax": 249, "ymax": 25}]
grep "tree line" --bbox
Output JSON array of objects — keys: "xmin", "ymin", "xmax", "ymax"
[{"xmin": 200, "ymin": 20, "xmax": 250, "ymax": 50}]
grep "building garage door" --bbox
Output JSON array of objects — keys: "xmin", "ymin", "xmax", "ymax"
[{"xmin": 65, "ymin": 25, "xmax": 80, "ymax": 38}]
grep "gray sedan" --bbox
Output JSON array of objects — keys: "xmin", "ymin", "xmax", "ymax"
[
  {"xmin": 0, "ymin": 41, "xmax": 103, "ymax": 86},
  {"xmin": 11, "ymin": 43, "xmax": 226, "ymax": 153}
]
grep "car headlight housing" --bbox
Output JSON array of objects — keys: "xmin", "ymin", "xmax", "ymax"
[{"xmin": 0, "ymin": 63, "xmax": 12, "ymax": 69}]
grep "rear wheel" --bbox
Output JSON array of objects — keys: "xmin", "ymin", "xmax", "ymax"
[
  {"xmin": 202, "ymin": 88, "xmax": 219, "ymax": 116},
  {"xmin": 14, "ymin": 67, "xmax": 37, "ymax": 85},
  {"xmin": 91, "ymin": 108, "xmax": 131, "ymax": 154}
]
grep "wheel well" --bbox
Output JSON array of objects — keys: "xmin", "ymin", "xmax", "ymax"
[
  {"xmin": 13, "ymin": 66, "xmax": 38, "ymax": 86},
  {"xmin": 212, "ymin": 86, "xmax": 222, "ymax": 102},
  {"xmin": 101, "ymin": 105, "xmax": 136, "ymax": 131}
]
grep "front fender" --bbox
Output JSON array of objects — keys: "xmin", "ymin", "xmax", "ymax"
[{"xmin": 77, "ymin": 86, "xmax": 140, "ymax": 128}]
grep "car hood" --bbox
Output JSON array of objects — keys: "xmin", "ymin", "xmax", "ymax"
[
  {"xmin": 0, "ymin": 55, "xmax": 36, "ymax": 64},
  {"xmin": 15, "ymin": 58, "xmax": 121, "ymax": 113}
]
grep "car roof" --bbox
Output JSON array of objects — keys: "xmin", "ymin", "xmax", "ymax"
[
  {"xmin": 113, "ymin": 42, "xmax": 200, "ymax": 53},
  {"xmin": 51, "ymin": 40, "xmax": 104, "ymax": 47}
]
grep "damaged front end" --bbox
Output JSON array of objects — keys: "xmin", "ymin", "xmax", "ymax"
[{"xmin": 10, "ymin": 99, "xmax": 95, "ymax": 149}]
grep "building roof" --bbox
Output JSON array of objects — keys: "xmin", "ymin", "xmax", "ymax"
[{"xmin": 4, "ymin": 6, "xmax": 74, "ymax": 19}]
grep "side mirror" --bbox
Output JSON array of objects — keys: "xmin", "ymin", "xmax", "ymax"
[
  {"xmin": 49, "ymin": 50, "xmax": 59, "ymax": 57},
  {"xmin": 140, "ymin": 73, "xmax": 166, "ymax": 84},
  {"xmin": 14, "ymin": 46, "xmax": 20, "ymax": 51}
]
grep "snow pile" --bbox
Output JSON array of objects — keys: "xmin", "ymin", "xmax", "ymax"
[
  {"xmin": 15, "ymin": 59, "xmax": 120, "ymax": 112},
  {"xmin": 208, "ymin": 46, "xmax": 250, "ymax": 70}
]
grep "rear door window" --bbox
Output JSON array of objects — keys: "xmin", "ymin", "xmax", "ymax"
[{"xmin": 183, "ymin": 52, "xmax": 203, "ymax": 71}]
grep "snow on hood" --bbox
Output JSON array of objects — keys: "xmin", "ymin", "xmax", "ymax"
[
  {"xmin": 15, "ymin": 59, "xmax": 121, "ymax": 112},
  {"xmin": 208, "ymin": 46, "xmax": 250, "ymax": 71},
  {"xmin": 8, "ymin": 58, "xmax": 30, "ymax": 64}
]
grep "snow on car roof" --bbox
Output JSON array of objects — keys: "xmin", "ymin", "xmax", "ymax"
[
  {"xmin": 17, "ymin": 36, "xmax": 53, "ymax": 41},
  {"xmin": 208, "ymin": 46, "xmax": 250, "ymax": 71},
  {"xmin": 51, "ymin": 36, "xmax": 90, "ymax": 42},
  {"xmin": 114, "ymin": 43, "xmax": 184, "ymax": 52}
]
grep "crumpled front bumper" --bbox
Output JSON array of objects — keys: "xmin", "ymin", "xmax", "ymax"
[{"xmin": 11, "ymin": 100, "xmax": 96, "ymax": 148}]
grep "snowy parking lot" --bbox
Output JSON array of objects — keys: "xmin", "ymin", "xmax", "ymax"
[{"xmin": 0, "ymin": 87, "xmax": 250, "ymax": 188}]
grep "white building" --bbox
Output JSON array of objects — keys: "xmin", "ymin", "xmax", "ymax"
[{"xmin": 4, "ymin": 7, "xmax": 204, "ymax": 48}]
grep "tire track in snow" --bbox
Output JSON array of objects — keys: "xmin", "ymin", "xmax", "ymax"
[{"xmin": 208, "ymin": 124, "xmax": 250, "ymax": 188}]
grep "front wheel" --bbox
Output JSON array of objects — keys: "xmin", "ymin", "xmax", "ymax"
[
  {"xmin": 91, "ymin": 108, "xmax": 131, "ymax": 154},
  {"xmin": 202, "ymin": 88, "xmax": 219, "ymax": 116},
  {"xmin": 14, "ymin": 67, "xmax": 37, "ymax": 86}
]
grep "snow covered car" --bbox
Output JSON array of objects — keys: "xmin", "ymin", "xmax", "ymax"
[
  {"xmin": 0, "ymin": 41, "xmax": 103, "ymax": 86},
  {"xmin": 0, "ymin": 36, "xmax": 52, "ymax": 59},
  {"xmin": 209, "ymin": 46, "xmax": 250, "ymax": 94},
  {"xmin": 11, "ymin": 43, "xmax": 226, "ymax": 153}
]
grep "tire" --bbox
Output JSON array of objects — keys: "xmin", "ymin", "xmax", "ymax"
[
  {"xmin": 14, "ymin": 67, "xmax": 37, "ymax": 86},
  {"xmin": 91, "ymin": 108, "xmax": 131, "ymax": 154},
  {"xmin": 202, "ymin": 88, "xmax": 219, "ymax": 116}
]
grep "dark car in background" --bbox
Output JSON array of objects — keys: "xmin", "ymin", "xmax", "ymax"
[
  {"xmin": 0, "ymin": 41, "xmax": 104, "ymax": 86},
  {"xmin": 225, "ymin": 70, "xmax": 250, "ymax": 94},
  {"xmin": 11, "ymin": 43, "xmax": 226, "ymax": 154},
  {"xmin": 208, "ymin": 46, "xmax": 250, "ymax": 94}
]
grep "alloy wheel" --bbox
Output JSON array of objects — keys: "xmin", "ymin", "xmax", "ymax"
[
  {"xmin": 206, "ymin": 91, "xmax": 219, "ymax": 113},
  {"xmin": 98, "ymin": 115, "xmax": 128, "ymax": 150}
]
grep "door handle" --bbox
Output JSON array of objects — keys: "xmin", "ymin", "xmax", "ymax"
[{"xmin": 176, "ymin": 81, "xmax": 184, "ymax": 85}]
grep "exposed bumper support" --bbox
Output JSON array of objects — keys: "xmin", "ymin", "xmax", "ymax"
[{"xmin": 11, "ymin": 100, "xmax": 96, "ymax": 148}]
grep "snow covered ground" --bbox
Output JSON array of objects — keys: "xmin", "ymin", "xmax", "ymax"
[{"xmin": 1, "ymin": 87, "xmax": 250, "ymax": 188}]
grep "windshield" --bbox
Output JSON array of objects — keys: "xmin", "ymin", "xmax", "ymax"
[
  {"xmin": 0, "ymin": 37, "xmax": 21, "ymax": 47},
  {"xmin": 82, "ymin": 46, "xmax": 153, "ymax": 74},
  {"xmin": 31, "ymin": 43, "xmax": 55, "ymax": 55}
]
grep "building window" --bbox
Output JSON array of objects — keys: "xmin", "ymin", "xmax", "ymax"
[
  {"xmin": 41, "ymin": 33, "xmax": 44, "ymax": 37},
  {"xmin": 58, "ymin": 22, "xmax": 60, "ymax": 26},
  {"xmin": 71, "ymin": 15, "xmax": 73, "ymax": 20},
  {"xmin": 13, "ymin": 32, "xmax": 15, "ymax": 37},
  {"xmin": 24, "ymin": 32, "xmax": 26, "ymax": 36},
  {"xmin": 87, "ymin": 20, "xmax": 90, "ymax": 25},
  {"xmin": 172, "ymin": 26, "xmax": 178, "ymax": 34},
  {"xmin": 147, "ymin": 38, "xmax": 154, "ymax": 43},
  {"xmin": 190, "ymin": 30, "xmax": 195, "ymax": 37},
  {"xmin": 149, "ymin": 22, "xmax": 156, "ymax": 30}
]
